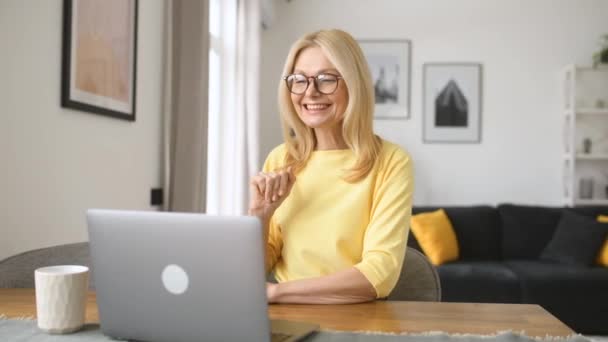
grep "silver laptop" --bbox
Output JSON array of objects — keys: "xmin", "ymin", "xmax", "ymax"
[{"xmin": 87, "ymin": 209, "xmax": 318, "ymax": 342}]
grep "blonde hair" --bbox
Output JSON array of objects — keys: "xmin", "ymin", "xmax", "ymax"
[{"xmin": 277, "ymin": 29, "xmax": 382, "ymax": 182}]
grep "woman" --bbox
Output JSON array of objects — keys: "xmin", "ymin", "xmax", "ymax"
[{"xmin": 248, "ymin": 29, "xmax": 413, "ymax": 304}]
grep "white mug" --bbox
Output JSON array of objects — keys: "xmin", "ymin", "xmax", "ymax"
[{"xmin": 34, "ymin": 265, "xmax": 89, "ymax": 334}]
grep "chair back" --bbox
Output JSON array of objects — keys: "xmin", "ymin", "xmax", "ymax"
[
  {"xmin": 0, "ymin": 242, "xmax": 94, "ymax": 289},
  {"xmin": 388, "ymin": 247, "xmax": 441, "ymax": 301}
]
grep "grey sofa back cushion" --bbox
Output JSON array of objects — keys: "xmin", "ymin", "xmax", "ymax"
[
  {"xmin": 411, "ymin": 206, "xmax": 502, "ymax": 261},
  {"xmin": 498, "ymin": 204, "xmax": 563, "ymax": 259},
  {"xmin": 540, "ymin": 210, "xmax": 608, "ymax": 266}
]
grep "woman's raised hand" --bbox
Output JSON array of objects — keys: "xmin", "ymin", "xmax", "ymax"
[{"xmin": 248, "ymin": 167, "xmax": 296, "ymax": 219}]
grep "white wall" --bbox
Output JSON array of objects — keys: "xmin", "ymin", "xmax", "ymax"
[
  {"xmin": 0, "ymin": 0, "xmax": 164, "ymax": 261},
  {"xmin": 259, "ymin": 0, "xmax": 608, "ymax": 206}
]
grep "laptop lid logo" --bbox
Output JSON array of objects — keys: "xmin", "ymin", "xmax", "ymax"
[{"xmin": 161, "ymin": 264, "xmax": 189, "ymax": 295}]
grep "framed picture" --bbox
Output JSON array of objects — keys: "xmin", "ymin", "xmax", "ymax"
[
  {"xmin": 359, "ymin": 39, "xmax": 411, "ymax": 119},
  {"xmin": 423, "ymin": 63, "xmax": 483, "ymax": 143},
  {"xmin": 61, "ymin": 0, "xmax": 138, "ymax": 121}
]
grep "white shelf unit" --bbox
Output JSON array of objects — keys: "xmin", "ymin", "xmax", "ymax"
[
  {"xmin": 574, "ymin": 198, "xmax": 608, "ymax": 206},
  {"xmin": 575, "ymin": 109, "xmax": 608, "ymax": 115},
  {"xmin": 562, "ymin": 65, "xmax": 608, "ymax": 207},
  {"xmin": 575, "ymin": 153, "xmax": 608, "ymax": 160}
]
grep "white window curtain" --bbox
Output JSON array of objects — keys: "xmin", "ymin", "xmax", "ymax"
[{"xmin": 206, "ymin": 0, "xmax": 261, "ymax": 215}]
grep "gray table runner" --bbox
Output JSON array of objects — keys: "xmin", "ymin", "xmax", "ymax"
[{"xmin": 0, "ymin": 318, "xmax": 592, "ymax": 342}]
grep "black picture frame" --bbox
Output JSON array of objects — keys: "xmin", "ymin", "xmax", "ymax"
[
  {"xmin": 61, "ymin": 0, "xmax": 138, "ymax": 121},
  {"xmin": 358, "ymin": 39, "xmax": 412, "ymax": 119},
  {"xmin": 422, "ymin": 63, "xmax": 483, "ymax": 143}
]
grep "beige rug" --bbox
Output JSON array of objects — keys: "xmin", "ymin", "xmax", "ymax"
[{"xmin": 0, "ymin": 317, "xmax": 594, "ymax": 342}]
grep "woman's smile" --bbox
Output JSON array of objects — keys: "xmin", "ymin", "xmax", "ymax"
[{"xmin": 303, "ymin": 102, "xmax": 332, "ymax": 114}]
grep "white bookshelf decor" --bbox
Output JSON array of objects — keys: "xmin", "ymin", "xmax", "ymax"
[{"xmin": 562, "ymin": 65, "xmax": 608, "ymax": 206}]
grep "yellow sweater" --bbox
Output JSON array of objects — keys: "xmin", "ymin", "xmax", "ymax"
[{"xmin": 263, "ymin": 139, "xmax": 413, "ymax": 298}]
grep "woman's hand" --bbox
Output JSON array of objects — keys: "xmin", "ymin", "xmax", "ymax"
[
  {"xmin": 266, "ymin": 282, "xmax": 279, "ymax": 303},
  {"xmin": 248, "ymin": 167, "xmax": 296, "ymax": 219}
]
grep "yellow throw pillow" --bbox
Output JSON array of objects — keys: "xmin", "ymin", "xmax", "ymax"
[
  {"xmin": 410, "ymin": 209, "xmax": 459, "ymax": 265},
  {"xmin": 596, "ymin": 215, "xmax": 608, "ymax": 266}
]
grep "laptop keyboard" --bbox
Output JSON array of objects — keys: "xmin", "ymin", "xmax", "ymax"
[{"xmin": 271, "ymin": 332, "xmax": 292, "ymax": 342}]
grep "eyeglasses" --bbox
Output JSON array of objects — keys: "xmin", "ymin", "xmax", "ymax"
[{"xmin": 283, "ymin": 73, "xmax": 343, "ymax": 95}]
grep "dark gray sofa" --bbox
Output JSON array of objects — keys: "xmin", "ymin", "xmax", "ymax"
[{"xmin": 409, "ymin": 204, "xmax": 608, "ymax": 334}]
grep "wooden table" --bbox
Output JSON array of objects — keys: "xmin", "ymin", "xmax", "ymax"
[{"xmin": 0, "ymin": 289, "xmax": 574, "ymax": 337}]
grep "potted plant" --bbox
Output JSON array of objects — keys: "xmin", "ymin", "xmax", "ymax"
[{"xmin": 592, "ymin": 34, "xmax": 608, "ymax": 68}]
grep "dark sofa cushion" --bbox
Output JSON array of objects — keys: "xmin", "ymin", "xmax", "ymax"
[
  {"xmin": 412, "ymin": 206, "xmax": 501, "ymax": 260},
  {"xmin": 540, "ymin": 211, "xmax": 608, "ymax": 266},
  {"xmin": 498, "ymin": 204, "xmax": 562, "ymax": 259},
  {"xmin": 438, "ymin": 261, "xmax": 521, "ymax": 303},
  {"xmin": 505, "ymin": 260, "xmax": 608, "ymax": 334}
]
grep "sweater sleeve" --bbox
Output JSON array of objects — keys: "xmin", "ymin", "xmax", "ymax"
[
  {"xmin": 353, "ymin": 148, "xmax": 413, "ymax": 298},
  {"xmin": 265, "ymin": 217, "xmax": 283, "ymax": 272},
  {"xmin": 262, "ymin": 145, "xmax": 286, "ymax": 272}
]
